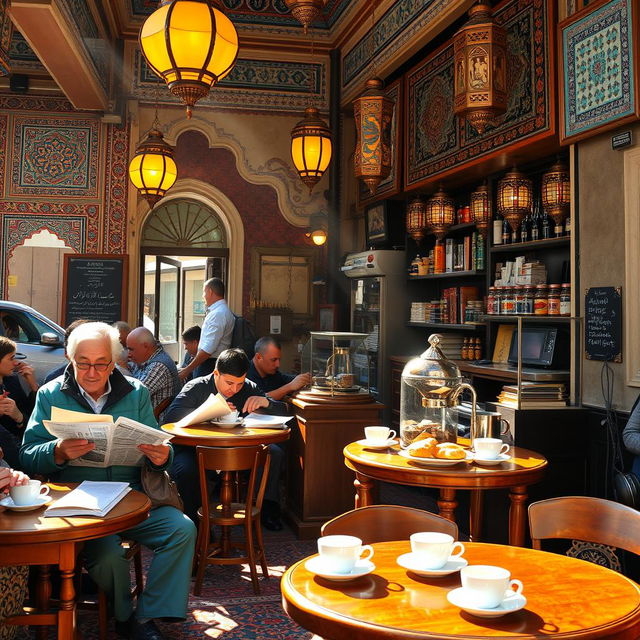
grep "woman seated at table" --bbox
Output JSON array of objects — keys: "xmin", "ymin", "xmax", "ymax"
[
  {"xmin": 0, "ymin": 337, "xmax": 38, "ymax": 469},
  {"xmin": 19, "ymin": 322, "xmax": 196, "ymax": 640}
]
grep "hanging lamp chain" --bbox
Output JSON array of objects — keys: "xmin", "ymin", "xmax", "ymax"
[{"xmin": 152, "ymin": 76, "xmax": 161, "ymax": 131}]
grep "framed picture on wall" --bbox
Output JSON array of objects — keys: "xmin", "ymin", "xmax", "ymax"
[
  {"xmin": 365, "ymin": 201, "xmax": 388, "ymax": 246},
  {"xmin": 318, "ymin": 304, "xmax": 339, "ymax": 331},
  {"xmin": 559, "ymin": 0, "xmax": 639, "ymax": 144}
]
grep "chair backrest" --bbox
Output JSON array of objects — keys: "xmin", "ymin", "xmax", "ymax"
[
  {"xmin": 153, "ymin": 397, "xmax": 172, "ymax": 420},
  {"xmin": 321, "ymin": 505, "xmax": 458, "ymax": 543},
  {"xmin": 528, "ymin": 496, "xmax": 640, "ymax": 556}
]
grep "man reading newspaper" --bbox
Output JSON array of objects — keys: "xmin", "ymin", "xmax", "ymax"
[{"xmin": 20, "ymin": 322, "xmax": 195, "ymax": 640}]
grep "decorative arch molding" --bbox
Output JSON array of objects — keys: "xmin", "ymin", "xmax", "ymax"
[{"xmin": 132, "ymin": 179, "xmax": 244, "ymax": 313}]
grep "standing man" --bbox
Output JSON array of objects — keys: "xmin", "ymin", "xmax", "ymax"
[
  {"xmin": 178, "ymin": 278, "xmax": 235, "ymax": 382},
  {"xmin": 20, "ymin": 322, "xmax": 195, "ymax": 640},
  {"xmin": 247, "ymin": 336, "xmax": 311, "ymax": 400},
  {"xmin": 126, "ymin": 327, "xmax": 181, "ymax": 412}
]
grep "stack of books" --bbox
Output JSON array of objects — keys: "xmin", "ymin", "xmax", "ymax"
[
  {"xmin": 410, "ymin": 302, "xmax": 429, "ymax": 323},
  {"xmin": 433, "ymin": 333, "xmax": 464, "ymax": 359},
  {"xmin": 497, "ymin": 382, "xmax": 567, "ymax": 409}
]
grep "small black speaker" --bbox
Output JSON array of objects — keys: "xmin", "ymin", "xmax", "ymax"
[{"xmin": 10, "ymin": 74, "xmax": 29, "ymax": 94}]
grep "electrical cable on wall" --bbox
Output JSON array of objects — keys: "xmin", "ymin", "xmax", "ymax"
[{"xmin": 601, "ymin": 361, "xmax": 624, "ymax": 499}]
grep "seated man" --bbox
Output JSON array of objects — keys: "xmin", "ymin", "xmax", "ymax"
[
  {"xmin": 247, "ymin": 335, "xmax": 311, "ymax": 400},
  {"xmin": 20, "ymin": 322, "xmax": 196, "ymax": 640},
  {"xmin": 126, "ymin": 327, "xmax": 181, "ymax": 413},
  {"xmin": 179, "ymin": 325, "xmax": 201, "ymax": 384},
  {"xmin": 165, "ymin": 348, "xmax": 287, "ymax": 529}
]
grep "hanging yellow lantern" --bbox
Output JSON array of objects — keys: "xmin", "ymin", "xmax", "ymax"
[
  {"xmin": 406, "ymin": 196, "xmax": 427, "ymax": 242},
  {"xmin": 353, "ymin": 77, "xmax": 394, "ymax": 196},
  {"xmin": 284, "ymin": 0, "xmax": 328, "ymax": 33},
  {"xmin": 128, "ymin": 128, "xmax": 178, "ymax": 208},
  {"xmin": 541, "ymin": 161, "xmax": 571, "ymax": 227},
  {"xmin": 425, "ymin": 188, "xmax": 455, "ymax": 240},
  {"xmin": 139, "ymin": 0, "xmax": 239, "ymax": 118},
  {"xmin": 453, "ymin": 3, "xmax": 507, "ymax": 134},
  {"xmin": 470, "ymin": 184, "xmax": 492, "ymax": 238},
  {"xmin": 497, "ymin": 168, "xmax": 532, "ymax": 232},
  {"xmin": 291, "ymin": 107, "xmax": 332, "ymax": 193}
]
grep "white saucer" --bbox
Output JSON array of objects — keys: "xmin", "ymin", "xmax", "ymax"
[
  {"xmin": 396, "ymin": 552, "xmax": 468, "ymax": 577},
  {"xmin": 0, "ymin": 494, "xmax": 52, "ymax": 512},
  {"xmin": 472, "ymin": 452, "xmax": 511, "ymax": 466},
  {"xmin": 398, "ymin": 448, "xmax": 473, "ymax": 467},
  {"xmin": 447, "ymin": 587, "xmax": 527, "ymax": 618},
  {"xmin": 212, "ymin": 420, "xmax": 243, "ymax": 429},
  {"xmin": 304, "ymin": 556, "xmax": 376, "ymax": 581},
  {"xmin": 357, "ymin": 438, "xmax": 396, "ymax": 450}
]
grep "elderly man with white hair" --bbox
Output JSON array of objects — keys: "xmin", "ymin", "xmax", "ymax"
[{"xmin": 19, "ymin": 322, "xmax": 196, "ymax": 640}]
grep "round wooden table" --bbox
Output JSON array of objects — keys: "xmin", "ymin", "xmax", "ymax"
[
  {"xmin": 282, "ymin": 540, "xmax": 640, "ymax": 640},
  {"xmin": 343, "ymin": 441, "xmax": 547, "ymax": 546},
  {"xmin": 0, "ymin": 483, "xmax": 150, "ymax": 640}
]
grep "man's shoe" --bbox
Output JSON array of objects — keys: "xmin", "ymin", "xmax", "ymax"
[
  {"xmin": 115, "ymin": 615, "xmax": 135, "ymax": 639},
  {"xmin": 133, "ymin": 620, "xmax": 166, "ymax": 640},
  {"xmin": 261, "ymin": 513, "xmax": 283, "ymax": 531}
]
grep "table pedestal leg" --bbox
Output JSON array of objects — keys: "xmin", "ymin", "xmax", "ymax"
[
  {"xmin": 469, "ymin": 490, "xmax": 484, "ymax": 541},
  {"xmin": 354, "ymin": 473, "xmax": 374, "ymax": 508},
  {"xmin": 35, "ymin": 564, "xmax": 51, "ymax": 640},
  {"xmin": 58, "ymin": 544, "xmax": 76, "ymax": 640},
  {"xmin": 437, "ymin": 488, "xmax": 457, "ymax": 522},
  {"xmin": 220, "ymin": 470, "xmax": 233, "ymax": 556},
  {"xmin": 509, "ymin": 485, "xmax": 528, "ymax": 547}
]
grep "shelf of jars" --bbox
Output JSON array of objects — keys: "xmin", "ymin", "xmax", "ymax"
[
  {"xmin": 481, "ymin": 315, "xmax": 574, "ymax": 323},
  {"xmin": 407, "ymin": 270, "xmax": 485, "ymax": 280},
  {"xmin": 490, "ymin": 236, "xmax": 570, "ymax": 253},
  {"xmin": 406, "ymin": 321, "xmax": 486, "ymax": 330}
]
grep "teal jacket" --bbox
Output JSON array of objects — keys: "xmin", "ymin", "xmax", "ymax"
[{"xmin": 19, "ymin": 368, "xmax": 173, "ymax": 490}]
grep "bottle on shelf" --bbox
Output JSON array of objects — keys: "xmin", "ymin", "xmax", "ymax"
[
  {"xmin": 410, "ymin": 254, "xmax": 421, "ymax": 276},
  {"xmin": 560, "ymin": 283, "xmax": 571, "ymax": 316},
  {"xmin": 461, "ymin": 338, "xmax": 469, "ymax": 360},
  {"xmin": 493, "ymin": 215, "xmax": 503, "ymax": 245},
  {"xmin": 520, "ymin": 214, "xmax": 529, "ymax": 243},
  {"xmin": 502, "ymin": 219, "xmax": 511, "ymax": 245},
  {"xmin": 474, "ymin": 337, "xmax": 482, "ymax": 361},
  {"xmin": 565, "ymin": 216, "xmax": 571, "ymax": 237},
  {"xmin": 511, "ymin": 225, "xmax": 519, "ymax": 244},
  {"xmin": 541, "ymin": 214, "xmax": 551, "ymax": 239},
  {"xmin": 530, "ymin": 209, "xmax": 540, "ymax": 241},
  {"xmin": 434, "ymin": 242, "xmax": 445, "ymax": 274},
  {"xmin": 553, "ymin": 218, "xmax": 564, "ymax": 238},
  {"xmin": 548, "ymin": 284, "xmax": 561, "ymax": 315},
  {"xmin": 534, "ymin": 284, "xmax": 549, "ymax": 315}
]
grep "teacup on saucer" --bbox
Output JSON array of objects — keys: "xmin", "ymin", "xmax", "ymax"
[
  {"xmin": 396, "ymin": 552, "xmax": 467, "ymax": 577},
  {"xmin": 356, "ymin": 438, "xmax": 396, "ymax": 450},
  {"xmin": 305, "ymin": 556, "xmax": 375, "ymax": 582},
  {"xmin": 472, "ymin": 452, "xmax": 510, "ymax": 466},
  {"xmin": 447, "ymin": 587, "xmax": 527, "ymax": 618}
]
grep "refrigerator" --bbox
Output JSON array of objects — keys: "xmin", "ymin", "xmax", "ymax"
[{"xmin": 341, "ymin": 250, "xmax": 406, "ymax": 421}]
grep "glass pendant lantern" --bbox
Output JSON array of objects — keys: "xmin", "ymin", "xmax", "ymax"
[
  {"xmin": 406, "ymin": 196, "xmax": 427, "ymax": 242},
  {"xmin": 497, "ymin": 168, "xmax": 532, "ymax": 232},
  {"xmin": 470, "ymin": 184, "xmax": 492, "ymax": 237},
  {"xmin": 541, "ymin": 161, "xmax": 571, "ymax": 227},
  {"xmin": 291, "ymin": 107, "xmax": 332, "ymax": 193},
  {"xmin": 425, "ymin": 188, "xmax": 455, "ymax": 240}
]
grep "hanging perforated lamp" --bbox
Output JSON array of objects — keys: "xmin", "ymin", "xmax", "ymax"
[
  {"xmin": 284, "ymin": 0, "xmax": 328, "ymax": 33},
  {"xmin": 453, "ymin": 3, "xmax": 507, "ymax": 134},
  {"xmin": 139, "ymin": 0, "xmax": 239, "ymax": 119},
  {"xmin": 406, "ymin": 195, "xmax": 427, "ymax": 242},
  {"xmin": 306, "ymin": 212, "xmax": 328, "ymax": 245},
  {"xmin": 470, "ymin": 184, "xmax": 492, "ymax": 238},
  {"xmin": 129, "ymin": 128, "xmax": 178, "ymax": 208},
  {"xmin": 353, "ymin": 77, "xmax": 394, "ymax": 196},
  {"xmin": 291, "ymin": 106, "xmax": 332, "ymax": 193},
  {"xmin": 541, "ymin": 161, "xmax": 571, "ymax": 226},
  {"xmin": 497, "ymin": 168, "xmax": 532, "ymax": 232},
  {"xmin": 425, "ymin": 188, "xmax": 455, "ymax": 240}
]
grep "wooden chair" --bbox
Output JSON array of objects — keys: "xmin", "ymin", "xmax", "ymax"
[
  {"xmin": 321, "ymin": 505, "xmax": 459, "ymax": 543},
  {"xmin": 194, "ymin": 445, "xmax": 270, "ymax": 596},
  {"xmin": 153, "ymin": 397, "xmax": 172, "ymax": 421},
  {"xmin": 528, "ymin": 496, "xmax": 640, "ymax": 563}
]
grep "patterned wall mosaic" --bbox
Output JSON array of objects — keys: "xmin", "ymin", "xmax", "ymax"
[
  {"xmin": 405, "ymin": 0, "xmax": 553, "ymax": 188},
  {"xmin": 8, "ymin": 31, "xmax": 43, "ymax": 71},
  {"xmin": 0, "ymin": 0, "xmax": 11, "ymax": 76}
]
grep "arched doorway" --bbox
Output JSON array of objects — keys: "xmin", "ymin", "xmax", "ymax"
[{"xmin": 140, "ymin": 198, "xmax": 229, "ymax": 362}]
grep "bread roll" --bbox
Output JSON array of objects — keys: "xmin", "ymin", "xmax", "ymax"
[
  {"xmin": 407, "ymin": 438, "xmax": 437, "ymax": 458},
  {"xmin": 434, "ymin": 443, "xmax": 466, "ymax": 460}
]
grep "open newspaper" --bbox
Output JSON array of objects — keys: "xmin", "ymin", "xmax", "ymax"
[
  {"xmin": 43, "ymin": 407, "xmax": 173, "ymax": 468},
  {"xmin": 174, "ymin": 392, "xmax": 231, "ymax": 428},
  {"xmin": 242, "ymin": 413, "xmax": 291, "ymax": 429},
  {"xmin": 44, "ymin": 480, "xmax": 131, "ymax": 517}
]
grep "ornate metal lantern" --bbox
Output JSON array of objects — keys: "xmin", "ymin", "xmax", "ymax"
[
  {"xmin": 497, "ymin": 168, "xmax": 532, "ymax": 232},
  {"xmin": 284, "ymin": 0, "xmax": 328, "ymax": 33},
  {"xmin": 541, "ymin": 161, "xmax": 571, "ymax": 226},
  {"xmin": 425, "ymin": 188, "xmax": 455, "ymax": 240},
  {"xmin": 453, "ymin": 3, "xmax": 507, "ymax": 134},
  {"xmin": 291, "ymin": 107, "xmax": 332, "ymax": 193},
  {"xmin": 470, "ymin": 184, "xmax": 492, "ymax": 238},
  {"xmin": 139, "ymin": 0, "xmax": 239, "ymax": 118},
  {"xmin": 353, "ymin": 77, "xmax": 394, "ymax": 196},
  {"xmin": 406, "ymin": 196, "xmax": 427, "ymax": 242}
]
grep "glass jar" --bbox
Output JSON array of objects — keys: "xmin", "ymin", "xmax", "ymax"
[
  {"xmin": 487, "ymin": 287, "xmax": 496, "ymax": 315},
  {"xmin": 534, "ymin": 285, "xmax": 548, "ymax": 315},
  {"xmin": 514, "ymin": 285, "xmax": 526, "ymax": 314},
  {"xmin": 548, "ymin": 284, "xmax": 561, "ymax": 315},
  {"xmin": 560, "ymin": 283, "xmax": 571, "ymax": 316},
  {"xmin": 523, "ymin": 286, "xmax": 535, "ymax": 315},
  {"xmin": 501, "ymin": 286, "xmax": 516, "ymax": 315}
]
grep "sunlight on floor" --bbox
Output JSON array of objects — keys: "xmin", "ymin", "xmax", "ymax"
[{"xmin": 193, "ymin": 607, "xmax": 238, "ymax": 638}]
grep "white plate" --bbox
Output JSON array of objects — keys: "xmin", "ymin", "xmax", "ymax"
[
  {"xmin": 357, "ymin": 438, "xmax": 396, "ymax": 450},
  {"xmin": 0, "ymin": 494, "xmax": 52, "ymax": 512},
  {"xmin": 396, "ymin": 552, "xmax": 468, "ymax": 577},
  {"xmin": 210, "ymin": 420, "xmax": 244, "ymax": 429},
  {"xmin": 447, "ymin": 587, "xmax": 527, "ymax": 618},
  {"xmin": 304, "ymin": 556, "xmax": 376, "ymax": 582},
  {"xmin": 398, "ymin": 448, "xmax": 472, "ymax": 467},
  {"xmin": 472, "ymin": 452, "xmax": 511, "ymax": 466}
]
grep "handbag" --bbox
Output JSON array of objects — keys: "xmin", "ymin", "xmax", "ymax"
[{"xmin": 140, "ymin": 465, "xmax": 184, "ymax": 511}]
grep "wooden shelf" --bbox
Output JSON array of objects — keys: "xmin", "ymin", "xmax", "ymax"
[
  {"xmin": 406, "ymin": 322, "xmax": 486, "ymax": 330},
  {"xmin": 407, "ymin": 270, "xmax": 485, "ymax": 281},
  {"xmin": 481, "ymin": 315, "xmax": 576, "ymax": 323},
  {"xmin": 489, "ymin": 237, "xmax": 570, "ymax": 253}
]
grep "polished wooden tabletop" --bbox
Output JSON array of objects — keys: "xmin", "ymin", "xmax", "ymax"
[
  {"xmin": 161, "ymin": 421, "xmax": 290, "ymax": 447},
  {"xmin": 282, "ymin": 541, "xmax": 640, "ymax": 639},
  {"xmin": 0, "ymin": 483, "xmax": 151, "ymax": 545}
]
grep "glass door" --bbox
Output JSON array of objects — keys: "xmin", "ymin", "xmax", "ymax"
[{"xmin": 351, "ymin": 277, "xmax": 381, "ymax": 396}]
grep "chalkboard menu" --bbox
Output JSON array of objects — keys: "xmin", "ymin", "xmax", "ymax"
[
  {"xmin": 63, "ymin": 255, "xmax": 128, "ymax": 326},
  {"xmin": 585, "ymin": 286, "xmax": 622, "ymax": 362}
]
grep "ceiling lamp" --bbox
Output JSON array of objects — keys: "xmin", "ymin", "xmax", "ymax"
[
  {"xmin": 497, "ymin": 168, "xmax": 532, "ymax": 232},
  {"xmin": 353, "ymin": 77, "xmax": 394, "ymax": 196},
  {"xmin": 139, "ymin": 0, "xmax": 239, "ymax": 119},
  {"xmin": 284, "ymin": 0, "xmax": 328, "ymax": 33},
  {"xmin": 291, "ymin": 107, "xmax": 332, "ymax": 193},
  {"xmin": 306, "ymin": 212, "xmax": 328, "ymax": 246},
  {"xmin": 453, "ymin": 3, "xmax": 507, "ymax": 134},
  {"xmin": 541, "ymin": 161, "xmax": 571, "ymax": 227},
  {"xmin": 129, "ymin": 128, "xmax": 177, "ymax": 208},
  {"xmin": 470, "ymin": 184, "xmax": 492, "ymax": 238},
  {"xmin": 425, "ymin": 188, "xmax": 455, "ymax": 240},
  {"xmin": 406, "ymin": 195, "xmax": 427, "ymax": 242}
]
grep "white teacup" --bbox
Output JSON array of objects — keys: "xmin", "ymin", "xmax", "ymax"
[
  {"xmin": 219, "ymin": 410, "xmax": 240, "ymax": 424},
  {"xmin": 9, "ymin": 480, "xmax": 50, "ymax": 506},
  {"xmin": 410, "ymin": 531, "xmax": 465, "ymax": 569},
  {"xmin": 473, "ymin": 438, "xmax": 510, "ymax": 460},
  {"xmin": 364, "ymin": 426, "xmax": 396, "ymax": 443},
  {"xmin": 460, "ymin": 565, "xmax": 523, "ymax": 608},
  {"xmin": 317, "ymin": 535, "xmax": 374, "ymax": 574}
]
